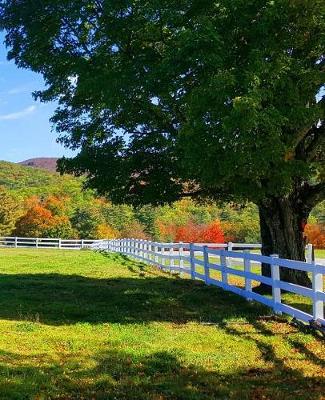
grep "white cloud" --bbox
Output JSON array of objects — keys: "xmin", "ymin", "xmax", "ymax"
[{"xmin": 0, "ymin": 105, "xmax": 37, "ymax": 121}]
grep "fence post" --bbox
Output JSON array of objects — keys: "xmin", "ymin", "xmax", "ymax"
[
  {"xmin": 227, "ymin": 241, "xmax": 233, "ymax": 268},
  {"xmin": 81, "ymin": 239, "xmax": 84, "ymax": 249},
  {"xmin": 271, "ymin": 254, "xmax": 282, "ymax": 315},
  {"xmin": 143, "ymin": 240, "xmax": 148, "ymax": 264},
  {"xmin": 142, "ymin": 240, "xmax": 146, "ymax": 262},
  {"xmin": 306, "ymin": 243, "xmax": 313, "ymax": 264},
  {"xmin": 179, "ymin": 242, "xmax": 184, "ymax": 275},
  {"xmin": 58, "ymin": 238, "xmax": 62, "ymax": 249},
  {"xmin": 312, "ymin": 264, "xmax": 324, "ymax": 321},
  {"xmin": 189, "ymin": 243, "xmax": 195, "ymax": 280},
  {"xmin": 169, "ymin": 246, "xmax": 174, "ymax": 272},
  {"xmin": 14, "ymin": 237, "xmax": 18, "ymax": 248},
  {"xmin": 244, "ymin": 250, "xmax": 252, "ymax": 301},
  {"xmin": 148, "ymin": 241, "xmax": 152, "ymax": 263},
  {"xmin": 136, "ymin": 240, "xmax": 139, "ymax": 258},
  {"xmin": 161, "ymin": 246, "xmax": 165, "ymax": 268},
  {"xmin": 141, "ymin": 240, "xmax": 144, "ymax": 260},
  {"xmin": 203, "ymin": 245, "xmax": 209, "ymax": 284},
  {"xmin": 154, "ymin": 243, "xmax": 158, "ymax": 264},
  {"xmin": 220, "ymin": 251, "xmax": 228, "ymax": 286},
  {"xmin": 36, "ymin": 238, "xmax": 39, "ymax": 249}
]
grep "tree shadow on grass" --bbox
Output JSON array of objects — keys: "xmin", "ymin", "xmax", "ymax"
[
  {"xmin": 0, "ymin": 259, "xmax": 268, "ymax": 326},
  {"xmin": 0, "ymin": 343, "xmax": 324, "ymax": 400},
  {"xmin": 0, "ymin": 256, "xmax": 324, "ymax": 399},
  {"xmin": 0, "ymin": 261, "xmax": 315, "ymax": 327}
]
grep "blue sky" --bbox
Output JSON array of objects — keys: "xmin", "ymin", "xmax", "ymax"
[{"xmin": 0, "ymin": 32, "xmax": 73, "ymax": 162}]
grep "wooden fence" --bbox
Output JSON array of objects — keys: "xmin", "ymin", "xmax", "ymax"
[
  {"xmin": 0, "ymin": 237, "xmax": 100, "ymax": 249},
  {"xmin": 93, "ymin": 238, "xmax": 324, "ymax": 326}
]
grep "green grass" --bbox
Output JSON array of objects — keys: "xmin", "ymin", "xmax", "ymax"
[
  {"xmin": 315, "ymin": 249, "xmax": 325, "ymax": 259},
  {"xmin": 251, "ymin": 249, "xmax": 325, "ymax": 259},
  {"xmin": 0, "ymin": 249, "xmax": 324, "ymax": 400}
]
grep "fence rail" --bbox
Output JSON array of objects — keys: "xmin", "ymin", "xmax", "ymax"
[
  {"xmin": 92, "ymin": 238, "xmax": 324, "ymax": 327},
  {"xmin": 0, "ymin": 237, "xmax": 100, "ymax": 249}
]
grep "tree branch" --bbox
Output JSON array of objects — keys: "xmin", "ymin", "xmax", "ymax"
[{"xmin": 299, "ymin": 181, "xmax": 325, "ymax": 210}]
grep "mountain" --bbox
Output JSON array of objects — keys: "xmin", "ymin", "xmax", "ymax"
[
  {"xmin": 0, "ymin": 160, "xmax": 93, "ymax": 204},
  {"xmin": 18, "ymin": 157, "xmax": 59, "ymax": 172}
]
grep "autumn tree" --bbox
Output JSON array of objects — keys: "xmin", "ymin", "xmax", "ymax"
[
  {"xmin": 1, "ymin": 1, "xmax": 324, "ymax": 288},
  {"xmin": 70, "ymin": 207, "xmax": 103, "ymax": 239},
  {"xmin": 175, "ymin": 220, "xmax": 225, "ymax": 243},
  {"xmin": 0, "ymin": 187, "xmax": 21, "ymax": 235},
  {"xmin": 304, "ymin": 224, "xmax": 325, "ymax": 249},
  {"xmin": 15, "ymin": 204, "xmax": 75, "ymax": 238}
]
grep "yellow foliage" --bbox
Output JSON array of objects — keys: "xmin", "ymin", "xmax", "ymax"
[{"xmin": 95, "ymin": 223, "xmax": 119, "ymax": 239}]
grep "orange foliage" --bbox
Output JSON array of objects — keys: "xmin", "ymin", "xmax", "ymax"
[
  {"xmin": 44, "ymin": 195, "xmax": 68, "ymax": 216},
  {"xmin": 15, "ymin": 205, "xmax": 52, "ymax": 237},
  {"xmin": 175, "ymin": 220, "xmax": 225, "ymax": 243},
  {"xmin": 203, "ymin": 220, "xmax": 225, "ymax": 243},
  {"xmin": 15, "ymin": 204, "xmax": 74, "ymax": 238},
  {"xmin": 305, "ymin": 224, "xmax": 325, "ymax": 249},
  {"xmin": 155, "ymin": 220, "xmax": 177, "ymax": 242}
]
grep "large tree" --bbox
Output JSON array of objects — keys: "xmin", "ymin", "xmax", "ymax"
[{"xmin": 1, "ymin": 0, "xmax": 324, "ymax": 287}]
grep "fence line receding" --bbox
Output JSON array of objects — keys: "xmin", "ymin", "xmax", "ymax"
[
  {"xmin": 0, "ymin": 237, "xmax": 100, "ymax": 249},
  {"xmin": 91, "ymin": 238, "xmax": 324, "ymax": 327}
]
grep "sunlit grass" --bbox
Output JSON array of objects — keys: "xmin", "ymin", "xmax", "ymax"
[
  {"xmin": 0, "ymin": 249, "xmax": 324, "ymax": 399},
  {"xmin": 315, "ymin": 249, "xmax": 325, "ymax": 259}
]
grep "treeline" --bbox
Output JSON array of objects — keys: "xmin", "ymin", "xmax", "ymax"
[
  {"xmin": 0, "ymin": 186, "xmax": 324, "ymax": 247},
  {"xmin": 0, "ymin": 186, "xmax": 255, "ymax": 241},
  {"xmin": 0, "ymin": 162, "xmax": 323, "ymax": 246}
]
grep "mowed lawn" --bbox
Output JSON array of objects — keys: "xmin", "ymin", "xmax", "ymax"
[{"xmin": 0, "ymin": 250, "xmax": 324, "ymax": 400}]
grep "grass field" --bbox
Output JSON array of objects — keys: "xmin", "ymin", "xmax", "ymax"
[
  {"xmin": 315, "ymin": 249, "xmax": 325, "ymax": 259},
  {"xmin": 0, "ymin": 249, "xmax": 324, "ymax": 400}
]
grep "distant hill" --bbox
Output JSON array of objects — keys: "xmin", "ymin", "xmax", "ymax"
[
  {"xmin": 18, "ymin": 157, "xmax": 59, "ymax": 172},
  {"xmin": 0, "ymin": 160, "xmax": 93, "ymax": 204}
]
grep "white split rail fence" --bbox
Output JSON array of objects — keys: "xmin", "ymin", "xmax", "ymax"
[
  {"xmin": 92, "ymin": 238, "xmax": 324, "ymax": 326},
  {"xmin": 1, "ymin": 236, "xmax": 322, "ymax": 326},
  {"xmin": 0, "ymin": 237, "xmax": 100, "ymax": 249}
]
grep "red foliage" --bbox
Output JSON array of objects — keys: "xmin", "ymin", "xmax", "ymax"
[
  {"xmin": 305, "ymin": 224, "xmax": 325, "ymax": 249},
  {"xmin": 175, "ymin": 220, "xmax": 224, "ymax": 243}
]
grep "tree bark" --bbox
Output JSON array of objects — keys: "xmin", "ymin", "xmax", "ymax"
[{"xmin": 255, "ymin": 194, "xmax": 312, "ymax": 293}]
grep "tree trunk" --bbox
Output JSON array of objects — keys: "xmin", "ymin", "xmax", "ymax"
[{"xmin": 255, "ymin": 195, "xmax": 312, "ymax": 293}]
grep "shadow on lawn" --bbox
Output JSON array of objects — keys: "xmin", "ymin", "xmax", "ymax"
[
  {"xmin": 0, "ymin": 256, "xmax": 324, "ymax": 399},
  {"xmin": 0, "ymin": 339, "xmax": 324, "ymax": 400},
  {"xmin": 0, "ymin": 259, "xmax": 269, "ymax": 326},
  {"xmin": 0, "ymin": 253, "xmax": 313, "ymax": 326}
]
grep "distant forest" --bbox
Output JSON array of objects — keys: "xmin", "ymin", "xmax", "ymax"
[{"xmin": 0, "ymin": 161, "xmax": 324, "ymax": 247}]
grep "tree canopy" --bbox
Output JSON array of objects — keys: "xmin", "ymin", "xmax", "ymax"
[{"xmin": 1, "ymin": 0, "xmax": 323, "ymax": 206}]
